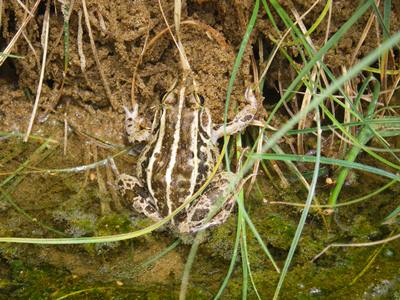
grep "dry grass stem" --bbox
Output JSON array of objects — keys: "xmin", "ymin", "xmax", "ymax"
[
  {"xmin": 22, "ymin": 30, "xmax": 40, "ymax": 70},
  {"xmin": 259, "ymin": 0, "xmax": 319, "ymax": 84},
  {"xmin": 16, "ymin": 0, "xmax": 34, "ymax": 17},
  {"xmin": 323, "ymin": 0, "xmax": 332, "ymax": 44},
  {"xmin": 0, "ymin": 0, "xmax": 41, "ymax": 67},
  {"xmin": 106, "ymin": 162, "xmax": 123, "ymax": 211},
  {"xmin": 81, "ymin": 0, "xmax": 116, "ymax": 109},
  {"xmin": 312, "ymin": 232, "xmax": 400, "ymax": 262},
  {"xmin": 63, "ymin": 113, "xmax": 68, "ymax": 155},
  {"xmin": 77, "ymin": 9, "xmax": 86, "ymax": 72},
  {"xmin": 297, "ymin": 69, "xmax": 317, "ymax": 154},
  {"xmin": 129, "ymin": 31, "xmax": 149, "ymax": 107},
  {"xmin": 93, "ymin": 145, "xmax": 111, "ymax": 214},
  {"xmin": 158, "ymin": 0, "xmax": 191, "ymax": 74},
  {"xmin": 24, "ymin": 0, "xmax": 51, "ymax": 142},
  {"xmin": 349, "ymin": 3, "xmax": 377, "ymax": 66},
  {"xmin": 246, "ymin": 128, "xmax": 263, "ymax": 198}
]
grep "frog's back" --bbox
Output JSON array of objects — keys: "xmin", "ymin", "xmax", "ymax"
[{"xmin": 142, "ymin": 104, "xmax": 218, "ymax": 218}]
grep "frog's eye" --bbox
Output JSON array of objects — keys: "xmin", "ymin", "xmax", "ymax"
[
  {"xmin": 190, "ymin": 93, "xmax": 204, "ymax": 107},
  {"xmin": 199, "ymin": 95, "xmax": 205, "ymax": 105}
]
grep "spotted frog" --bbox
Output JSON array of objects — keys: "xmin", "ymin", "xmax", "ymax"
[{"xmin": 118, "ymin": 76, "xmax": 257, "ymax": 234}]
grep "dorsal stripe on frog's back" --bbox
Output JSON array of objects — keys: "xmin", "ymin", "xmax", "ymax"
[
  {"xmin": 196, "ymin": 108, "xmax": 215, "ymax": 189},
  {"xmin": 146, "ymin": 107, "xmax": 167, "ymax": 211},
  {"xmin": 165, "ymin": 86, "xmax": 186, "ymax": 223},
  {"xmin": 136, "ymin": 113, "xmax": 161, "ymax": 180},
  {"xmin": 137, "ymin": 134, "xmax": 156, "ymax": 180}
]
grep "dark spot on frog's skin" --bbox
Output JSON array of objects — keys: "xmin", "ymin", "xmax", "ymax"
[
  {"xmin": 199, "ymin": 151, "xmax": 207, "ymax": 161},
  {"xmin": 224, "ymin": 201, "xmax": 234, "ymax": 211},
  {"xmin": 127, "ymin": 117, "xmax": 133, "ymax": 122},
  {"xmin": 175, "ymin": 212, "xmax": 187, "ymax": 223},
  {"xmin": 127, "ymin": 124, "xmax": 132, "ymax": 127},
  {"xmin": 145, "ymin": 205, "xmax": 156, "ymax": 213},
  {"xmin": 191, "ymin": 208, "xmax": 209, "ymax": 222},
  {"xmin": 241, "ymin": 115, "xmax": 253, "ymax": 122},
  {"xmin": 177, "ymin": 180, "xmax": 187, "ymax": 189},
  {"xmin": 198, "ymin": 163, "xmax": 209, "ymax": 175},
  {"xmin": 188, "ymin": 151, "xmax": 194, "ymax": 159}
]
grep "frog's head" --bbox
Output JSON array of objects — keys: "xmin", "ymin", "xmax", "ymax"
[{"xmin": 161, "ymin": 76, "xmax": 204, "ymax": 109}]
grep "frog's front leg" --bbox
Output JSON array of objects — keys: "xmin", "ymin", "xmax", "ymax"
[
  {"xmin": 211, "ymin": 88, "xmax": 257, "ymax": 143},
  {"xmin": 124, "ymin": 104, "xmax": 152, "ymax": 143},
  {"xmin": 178, "ymin": 172, "xmax": 237, "ymax": 234}
]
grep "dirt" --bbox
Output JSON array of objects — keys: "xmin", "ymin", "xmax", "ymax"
[{"xmin": 0, "ymin": 0, "xmax": 400, "ymax": 299}]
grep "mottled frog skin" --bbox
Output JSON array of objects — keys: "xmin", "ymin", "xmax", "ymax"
[{"xmin": 118, "ymin": 77, "xmax": 257, "ymax": 234}]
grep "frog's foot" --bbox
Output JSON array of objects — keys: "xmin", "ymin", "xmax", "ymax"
[
  {"xmin": 212, "ymin": 88, "xmax": 257, "ymax": 143},
  {"xmin": 116, "ymin": 173, "xmax": 143, "ymax": 195},
  {"xmin": 132, "ymin": 196, "xmax": 162, "ymax": 222},
  {"xmin": 124, "ymin": 104, "xmax": 152, "ymax": 143},
  {"xmin": 178, "ymin": 172, "xmax": 237, "ymax": 234}
]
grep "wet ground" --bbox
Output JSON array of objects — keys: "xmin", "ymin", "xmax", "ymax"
[{"xmin": 0, "ymin": 1, "xmax": 399, "ymax": 299}]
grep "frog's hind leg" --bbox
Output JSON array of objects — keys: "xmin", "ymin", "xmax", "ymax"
[
  {"xmin": 132, "ymin": 195, "xmax": 163, "ymax": 222},
  {"xmin": 116, "ymin": 173, "xmax": 143, "ymax": 193},
  {"xmin": 116, "ymin": 174, "xmax": 162, "ymax": 222},
  {"xmin": 179, "ymin": 172, "xmax": 237, "ymax": 234}
]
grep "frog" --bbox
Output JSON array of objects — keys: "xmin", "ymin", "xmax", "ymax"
[{"xmin": 117, "ymin": 75, "xmax": 257, "ymax": 234}]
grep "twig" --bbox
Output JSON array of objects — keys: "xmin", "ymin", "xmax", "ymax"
[
  {"xmin": 16, "ymin": 0, "xmax": 34, "ymax": 17},
  {"xmin": 312, "ymin": 232, "xmax": 400, "ymax": 262},
  {"xmin": 24, "ymin": 0, "xmax": 51, "ymax": 142}
]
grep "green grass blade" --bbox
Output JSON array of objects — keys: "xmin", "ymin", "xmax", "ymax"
[
  {"xmin": 257, "ymin": 30, "xmax": 400, "ymax": 158},
  {"xmin": 213, "ymin": 210, "xmax": 243, "ymax": 299},
  {"xmin": 223, "ymin": 0, "xmax": 259, "ymax": 168},
  {"xmin": 285, "ymin": 117, "xmax": 400, "ymax": 135},
  {"xmin": 273, "ymin": 109, "xmax": 322, "ymax": 300},
  {"xmin": 240, "ymin": 216, "xmax": 248, "ymax": 300},
  {"xmin": 264, "ymin": 0, "xmax": 372, "ymax": 126},
  {"xmin": 251, "ymin": 153, "xmax": 400, "ymax": 182},
  {"xmin": 272, "ymin": 179, "xmax": 397, "ymax": 209},
  {"xmin": 328, "ymin": 81, "xmax": 380, "ymax": 206},
  {"xmin": 0, "ymin": 187, "xmax": 66, "ymax": 236},
  {"xmin": 179, "ymin": 231, "xmax": 205, "ymax": 300},
  {"xmin": 238, "ymin": 201, "xmax": 280, "ymax": 273},
  {"xmin": 135, "ymin": 239, "xmax": 181, "ymax": 271},
  {"xmin": 0, "ymin": 52, "xmax": 24, "ymax": 59},
  {"xmin": 306, "ymin": 0, "xmax": 332, "ymax": 36}
]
